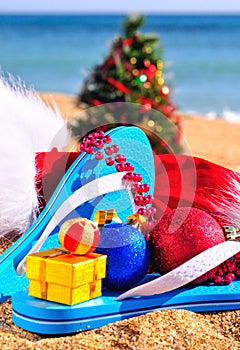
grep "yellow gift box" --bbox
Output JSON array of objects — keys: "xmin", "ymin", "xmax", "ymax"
[
  {"xmin": 26, "ymin": 248, "xmax": 107, "ymax": 305},
  {"xmin": 28, "ymin": 278, "xmax": 102, "ymax": 305}
]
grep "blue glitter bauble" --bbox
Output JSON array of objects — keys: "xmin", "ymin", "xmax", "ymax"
[{"xmin": 96, "ymin": 223, "xmax": 150, "ymax": 291}]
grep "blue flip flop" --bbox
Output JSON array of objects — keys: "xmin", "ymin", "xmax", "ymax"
[
  {"xmin": 0, "ymin": 126, "xmax": 155, "ymax": 302},
  {"xmin": 6, "ymin": 126, "xmax": 240, "ymax": 336},
  {"xmin": 12, "ymin": 274, "xmax": 240, "ymax": 335}
]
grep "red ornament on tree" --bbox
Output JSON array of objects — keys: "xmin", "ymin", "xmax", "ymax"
[
  {"xmin": 146, "ymin": 64, "xmax": 157, "ymax": 81},
  {"xmin": 107, "ymin": 77, "xmax": 131, "ymax": 94},
  {"xmin": 160, "ymin": 85, "xmax": 170, "ymax": 97}
]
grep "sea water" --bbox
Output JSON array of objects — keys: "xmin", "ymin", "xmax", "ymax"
[{"xmin": 0, "ymin": 14, "xmax": 239, "ymax": 119}]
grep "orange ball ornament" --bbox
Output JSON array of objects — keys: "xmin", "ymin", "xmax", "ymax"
[{"xmin": 59, "ymin": 218, "xmax": 100, "ymax": 255}]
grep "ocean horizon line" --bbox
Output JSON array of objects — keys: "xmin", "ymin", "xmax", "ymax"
[{"xmin": 0, "ymin": 12, "xmax": 240, "ymax": 16}]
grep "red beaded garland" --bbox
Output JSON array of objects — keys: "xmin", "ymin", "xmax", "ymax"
[
  {"xmin": 103, "ymin": 135, "xmax": 112, "ymax": 143},
  {"xmin": 131, "ymin": 184, "xmax": 138, "ymax": 192},
  {"xmin": 78, "ymin": 129, "xmax": 156, "ymax": 228},
  {"xmin": 141, "ymin": 196, "xmax": 151, "ymax": 206},
  {"xmin": 142, "ymin": 184, "xmax": 150, "ymax": 192},
  {"xmin": 135, "ymin": 184, "xmax": 145, "ymax": 194},
  {"xmin": 94, "ymin": 130, "xmax": 105, "ymax": 139},
  {"xmin": 105, "ymin": 157, "xmax": 115, "ymax": 166},
  {"xmin": 137, "ymin": 208, "xmax": 146, "ymax": 215},
  {"xmin": 134, "ymin": 195, "xmax": 144, "ymax": 206},
  {"xmin": 146, "ymin": 194, "xmax": 154, "ymax": 203},
  {"xmin": 213, "ymin": 256, "xmax": 238, "ymax": 285},
  {"xmin": 112, "ymin": 144, "xmax": 120, "ymax": 153},
  {"xmin": 115, "ymin": 154, "xmax": 127, "ymax": 163},
  {"xmin": 83, "ymin": 136, "xmax": 95, "ymax": 146},
  {"xmin": 95, "ymin": 139, "xmax": 104, "ymax": 149},
  {"xmin": 82, "ymin": 136, "xmax": 89, "ymax": 143},
  {"xmin": 79, "ymin": 143, "xmax": 86, "ymax": 151},
  {"xmin": 87, "ymin": 133, "xmax": 95, "ymax": 140},
  {"xmin": 123, "ymin": 172, "xmax": 134, "ymax": 180},
  {"xmin": 95, "ymin": 152, "xmax": 104, "ymax": 160},
  {"xmin": 85, "ymin": 145, "xmax": 94, "ymax": 154},
  {"xmin": 214, "ymin": 276, "xmax": 223, "ymax": 284},
  {"xmin": 235, "ymin": 252, "xmax": 240, "ymax": 260},
  {"xmin": 104, "ymin": 146, "xmax": 115, "ymax": 155},
  {"xmin": 125, "ymin": 163, "xmax": 134, "ymax": 172},
  {"xmin": 133, "ymin": 173, "xmax": 142, "ymax": 182},
  {"xmin": 115, "ymin": 163, "xmax": 126, "ymax": 172},
  {"xmin": 224, "ymin": 273, "xmax": 235, "ymax": 284},
  {"xmin": 145, "ymin": 207, "xmax": 156, "ymax": 217}
]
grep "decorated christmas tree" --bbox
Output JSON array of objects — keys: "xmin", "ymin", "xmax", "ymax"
[{"xmin": 71, "ymin": 15, "xmax": 182, "ymax": 154}]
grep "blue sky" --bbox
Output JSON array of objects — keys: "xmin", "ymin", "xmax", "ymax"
[{"xmin": 1, "ymin": 0, "xmax": 240, "ymax": 13}]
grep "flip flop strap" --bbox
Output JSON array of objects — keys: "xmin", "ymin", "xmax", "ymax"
[
  {"xmin": 117, "ymin": 240, "xmax": 240, "ymax": 300},
  {"xmin": 16, "ymin": 172, "xmax": 133, "ymax": 275}
]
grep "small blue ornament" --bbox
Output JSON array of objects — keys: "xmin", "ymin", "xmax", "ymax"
[{"xmin": 96, "ymin": 223, "xmax": 150, "ymax": 291}]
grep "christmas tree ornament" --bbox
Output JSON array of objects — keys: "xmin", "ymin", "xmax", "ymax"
[
  {"xmin": 58, "ymin": 218, "xmax": 100, "ymax": 255},
  {"xmin": 135, "ymin": 73, "xmax": 148, "ymax": 84},
  {"xmin": 160, "ymin": 85, "xmax": 170, "ymax": 96},
  {"xmin": 148, "ymin": 207, "xmax": 226, "ymax": 283},
  {"xmin": 96, "ymin": 223, "xmax": 150, "ymax": 290}
]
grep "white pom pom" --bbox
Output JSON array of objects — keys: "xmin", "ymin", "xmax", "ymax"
[
  {"xmin": 0, "ymin": 76, "xmax": 70, "ymax": 237},
  {"xmin": 211, "ymin": 172, "xmax": 240, "ymax": 228}
]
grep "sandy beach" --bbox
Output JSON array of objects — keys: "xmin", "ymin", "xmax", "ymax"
[{"xmin": 1, "ymin": 93, "xmax": 240, "ymax": 349}]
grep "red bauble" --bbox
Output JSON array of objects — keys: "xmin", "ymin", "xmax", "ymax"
[{"xmin": 149, "ymin": 207, "xmax": 225, "ymax": 283}]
